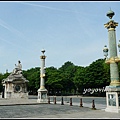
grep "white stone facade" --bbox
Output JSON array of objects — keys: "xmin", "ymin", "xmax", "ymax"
[
  {"xmin": 2, "ymin": 61, "xmax": 29, "ymax": 99},
  {"xmin": 105, "ymin": 86, "xmax": 120, "ymax": 113}
]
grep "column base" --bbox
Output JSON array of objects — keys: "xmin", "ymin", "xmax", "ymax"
[
  {"xmin": 105, "ymin": 107, "xmax": 120, "ymax": 113},
  {"xmin": 37, "ymin": 99, "xmax": 48, "ymax": 103},
  {"xmin": 37, "ymin": 88, "xmax": 48, "ymax": 103},
  {"xmin": 105, "ymin": 86, "xmax": 120, "ymax": 113}
]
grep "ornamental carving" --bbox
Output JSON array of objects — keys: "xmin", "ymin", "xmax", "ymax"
[
  {"xmin": 105, "ymin": 57, "xmax": 120, "ymax": 64},
  {"xmin": 40, "ymin": 55, "xmax": 46, "ymax": 59},
  {"xmin": 110, "ymin": 80, "xmax": 120, "ymax": 86},
  {"xmin": 104, "ymin": 20, "xmax": 118, "ymax": 29}
]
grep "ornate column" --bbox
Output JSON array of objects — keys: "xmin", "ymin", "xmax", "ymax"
[
  {"xmin": 103, "ymin": 9, "xmax": 120, "ymax": 113},
  {"xmin": 37, "ymin": 49, "xmax": 48, "ymax": 103}
]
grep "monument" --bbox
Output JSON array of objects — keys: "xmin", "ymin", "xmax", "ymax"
[
  {"xmin": 2, "ymin": 60, "xmax": 29, "ymax": 99},
  {"xmin": 103, "ymin": 9, "xmax": 120, "ymax": 113},
  {"xmin": 37, "ymin": 49, "xmax": 48, "ymax": 103}
]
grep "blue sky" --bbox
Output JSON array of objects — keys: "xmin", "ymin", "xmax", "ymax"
[{"xmin": 0, "ymin": 1, "xmax": 120, "ymax": 73}]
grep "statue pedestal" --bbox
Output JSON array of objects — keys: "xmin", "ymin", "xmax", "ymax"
[
  {"xmin": 105, "ymin": 86, "xmax": 120, "ymax": 113},
  {"xmin": 2, "ymin": 73, "xmax": 29, "ymax": 99},
  {"xmin": 37, "ymin": 88, "xmax": 48, "ymax": 103},
  {"xmin": 2, "ymin": 61, "xmax": 29, "ymax": 99}
]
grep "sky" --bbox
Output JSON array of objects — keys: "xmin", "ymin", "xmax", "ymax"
[{"xmin": 0, "ymin": 1, "xmax": 120, "ymax": 73}]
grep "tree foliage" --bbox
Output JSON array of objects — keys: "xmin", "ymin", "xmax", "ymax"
[{"xmin": 0, "ymin": 58, "xmax": 113, "ymax": 96}]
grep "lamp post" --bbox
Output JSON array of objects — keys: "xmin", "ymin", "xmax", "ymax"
[
  {"xmin": 37, "ymin": 49, "xmax": 48, "ymax": 103},
  {"xmin": 103, "ymin": 9, "xmax": 120, "ymax": 113}
]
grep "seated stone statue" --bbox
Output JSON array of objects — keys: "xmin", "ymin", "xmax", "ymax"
[{"xmin": 12, "ymin": 60, "xmax": 22, "ymax": 75}]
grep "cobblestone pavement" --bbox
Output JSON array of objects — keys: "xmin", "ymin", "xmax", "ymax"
[{"xmin": 0, "ymin": 96, "xmax": 120, "ymax": 119}]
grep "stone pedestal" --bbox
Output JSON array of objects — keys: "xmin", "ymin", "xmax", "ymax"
[
  {"xmin": 105, "ymin": 86, "xmax": 120, "ymax": 113},
  {"xmin": 37, "ymin": 88, "xmax": 48, "ymax": 103}
]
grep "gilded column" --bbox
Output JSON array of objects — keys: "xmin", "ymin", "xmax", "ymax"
[
  {"xmin": 37, "ymin": 49, "xmax": 48, "ymax": 103},
  {"xmin": 40, "ymin": 50, "xmax": 46, "ymax": 90},
  {"xmin": 104, "ymin": 10, "xmax": 120, "ymax": 86}
]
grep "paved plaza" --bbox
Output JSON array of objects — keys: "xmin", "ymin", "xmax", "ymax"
[{"xmin": 0, "ymin": 95, "xmax": 120, "ymax": 119}]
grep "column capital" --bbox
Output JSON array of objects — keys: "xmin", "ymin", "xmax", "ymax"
[
  {"xmin": 40, "ymin": 55, "xmax": 46, "ymax": 59},
  {"xmin": 104, "ymin": 20, "xmax": 118, "ymax": 30}
]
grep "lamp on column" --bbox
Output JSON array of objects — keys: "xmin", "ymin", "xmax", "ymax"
[
  {"xmin": 103, "ymin": 45, "xmax": 109, "ymax": 59},
  {"xmin": 118, "ymin": 40, "xmax": 120, "ymax": 52}
]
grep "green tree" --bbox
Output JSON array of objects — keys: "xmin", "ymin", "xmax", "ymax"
[
  {"xmin": 45, "ymin": 66, "xmax": 63, "ymax": 95},
  {"xmin": 0, "ymin": 58, "xmax": 112, "ymax": 97},
  {"xmin": 23, "ymin": 67, "xmax": 40, "ymax": 95},
  {"xmin": 58, "ymin": 61, "xmax": 76, "ymax": 95},
  {"xmin": 73, "ymin": 66, "xmax": 85, "ymax": 94},
  {"xmin": 0, "ymin": 72, "xmax": 10, "ymax": 92}
]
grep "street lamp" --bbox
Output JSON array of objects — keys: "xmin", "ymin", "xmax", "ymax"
[
  {"xmin": 103, "ymin": 9, "xmax": 120, "ymax": 113},
  {"xmin": 118, "ymin": 40, "xmax": 120, "ymax": 53},
  {"xmin": 103, "ymin": 45, "xmax": 108, "ymax": 59}
]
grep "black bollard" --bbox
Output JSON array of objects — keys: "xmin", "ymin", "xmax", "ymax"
[
  {"xmin": 70, "ymin": 98, "xmax": 72, "ymax": 106},
  {"xmin": 48, "ymin": 97, "xmax": 50, "ymax": 104},
  {"xmin": 61, "ymin": 97, "xmax": 64, "ymax": 105},
  {"xmin": 80, "ymin": 98, "xmax": 83, "ymax": 107},
  {"xmin": 92, "ymin": 99, "xmax": 96, "ymax": 110},
  {"xmin": 54, "ymin": 97, "xmax": 56, "ymax": 104}
]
